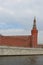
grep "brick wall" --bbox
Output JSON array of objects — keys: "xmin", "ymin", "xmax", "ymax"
[{"xmin": 0, "ymin": 35, "xmax": 31, "ymax": 47}]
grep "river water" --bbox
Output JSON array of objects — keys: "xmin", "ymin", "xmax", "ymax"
[{"xmin": 0, "ymin": 55, "xmax": 43, "ymax": 65}]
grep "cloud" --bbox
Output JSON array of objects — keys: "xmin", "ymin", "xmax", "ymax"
[
  {"xmin": 0, "ymin": 0, "xmax": 43, "ymax": 29},
  {"xmin": 0, "ymin": 29, "xmax": 31, "ymax": 36},
  {"xmin": 0, "ymin": 0, "xmax": 32, "ymax": 4},
  {"xmin": 0, "ymin": 6, "xmax": 14, "ymax": 15},
  {"xmin": 0, "ymin": 0, "xmax": 43, "ymax": 22},
  {"xmin": 38, "ymin": 31, "xmax": 43, "ymax": 44}
]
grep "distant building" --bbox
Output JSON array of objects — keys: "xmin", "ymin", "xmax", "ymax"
[{"xmin": 0, "ymin": 17, "xmax": 42, "ymax": 48}]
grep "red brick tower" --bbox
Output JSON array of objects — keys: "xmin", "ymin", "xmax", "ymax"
[{"xmin": 31, "ymin": 17, "xmax": 38, "ymax": 48}]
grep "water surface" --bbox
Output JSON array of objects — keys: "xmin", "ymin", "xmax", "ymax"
[{"xmin": 0, "ymin": 55, "xmax": 43, "ymax": 65}]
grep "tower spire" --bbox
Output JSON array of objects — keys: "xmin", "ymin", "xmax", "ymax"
[{"xmin": 33, "ymin": 17, "xmax": 36, "ymax": 29}]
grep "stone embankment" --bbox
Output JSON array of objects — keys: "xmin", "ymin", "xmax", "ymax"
[{"xmin": 0, "ymin": 46, "xmax": 43, "ymax": 55}]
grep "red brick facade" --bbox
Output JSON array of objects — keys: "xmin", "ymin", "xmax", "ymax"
[
  {"xmin": 0, "ymin": 35, "xmax": 31, "ymax": 47},
  {"xmin": 0, "ymin": 18, "xmax": 38, "ymax": 48}
]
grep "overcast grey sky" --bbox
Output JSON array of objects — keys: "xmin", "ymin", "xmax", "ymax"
[{"xmin": 0, "ymin": 0, "xmax": 43, "ymax": 44}]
